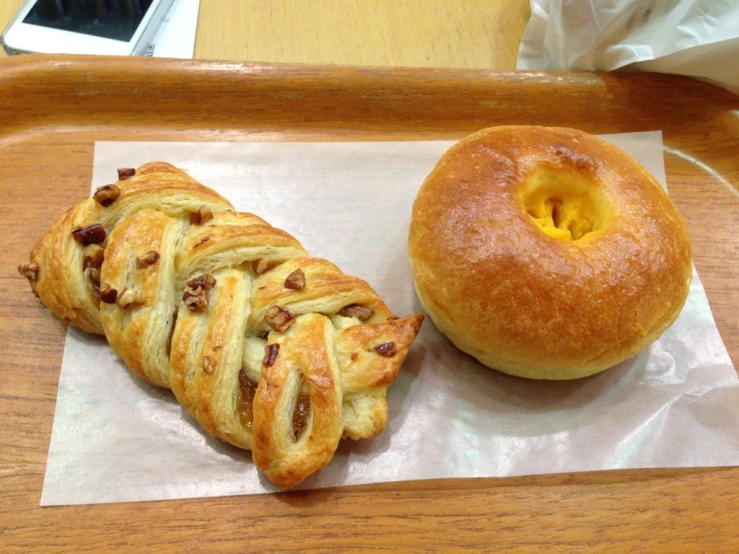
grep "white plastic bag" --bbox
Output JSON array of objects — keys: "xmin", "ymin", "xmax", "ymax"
[{"xmin": 518, "ymin": 0, "xmax": 739, "ymax": 94}]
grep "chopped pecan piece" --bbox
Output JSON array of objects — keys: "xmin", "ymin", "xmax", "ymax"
[
  {"xmin": 203, "ymin": 356, "xmax": 215, "ymax": 374},
  {"xmin": 136, "ymin": 251, "xmax": 160, "ymax": 269},
  {"xmin": 93, "ymin": 184, "xmax": 121, "ymax": 207},
  {"xmin": 186, "ymin": 273, "xmax": 216, "ymax": 292},
  {"xmin": 182, "ymin": 290, "xmax": 207, "ymax": 312},
  {"xmin": 83, "ymin": 245, "xmax": 105, "ymax": 270},
  {"xmin": 337, "ymin": 304, "xmax": 375, "ymax": 321},
  {"xmin": 18, "ymin": 262, "xmax": 39, "ymax": 282},
  {"xmin": 254, "ymin": 258, "xmax": 277, "ymax": 275},
  {"xmin": 99, "ymin": 285, "xmax": 118, "ymax": 304},
  {"xmin": 88, "ymin": 268, "xmax": 101, "ymax": 284},
  {"xmin": 374, "ymin": 342, "xmax": 397, "ymax": 357},
  {"xmin": 117, "ymin": 167, "xmax": 136, "ymax": 180},
  {"xmin": 117, "ymin": 288, "xmax": 144, "ymax": 309},
  {"xmin": 256, "ymin": 330, "xmax": 269, "ymax": 340},
  {"xmin": 265, "ymin": 305, "xmax": 296, "ymax": 333},
  {"xmin": 263, "ymin": 343, "xmax": 280, "ymax": 367},
  {"xmin": 190, "ymin": 206, "xmax": 213, "ymax": 225},
  {"xmin": 182, "ymin": 274, "xmax": 215, "ymax": 312},
  {"xmin": 283, "ymin": 269, "xmax": 306, "ymax": 290},
  {"xmin": 72, "ymin": 224, "xmax": 107, "ymax": 246}
]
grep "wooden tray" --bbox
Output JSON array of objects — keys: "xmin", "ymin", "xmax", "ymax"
[{"xmin": 1, "ymin": 55, "xmax": 738, "ymax": 552}]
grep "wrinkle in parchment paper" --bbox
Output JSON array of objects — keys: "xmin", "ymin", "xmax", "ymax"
[{"xmin": 40, "ymin": 133, "xmax": 739, "ymax": 505}]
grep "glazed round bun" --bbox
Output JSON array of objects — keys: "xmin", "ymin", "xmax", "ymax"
[{"xmin": 408, "ymin": 126, "xmax": 692, "ymax": 380}]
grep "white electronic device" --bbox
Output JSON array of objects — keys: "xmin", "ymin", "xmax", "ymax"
[{"xmin": 1, "ymin": 0, "xmax": 175, "ymax": 56}]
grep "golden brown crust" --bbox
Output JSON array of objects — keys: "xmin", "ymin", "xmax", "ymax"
[
  {"xmin": 408, "ymin": 126, "xmax": 692, "ymax": 380},
  {"xmin": 28, "ymin": 206, "xmax": 102, "ymax": 334},
  {"xmin": 336, "ymin": 314, "xmax": 424, "ymax": 439},
  {"xmin": 100, "ymin": 209, "xmax": 181, "ymax": 387},
  {"xmin": 25, "ymin": 162, "xmax": 233, "ymax": 334},
  {"xmin": 252, "ymin": 314, "xmax": 343, "ymax": 488},
  {"xmin": 22, "ymin": 162, "xmax": 423, "ymax": 488}
]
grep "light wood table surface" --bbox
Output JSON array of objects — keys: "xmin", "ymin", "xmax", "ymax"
[{"xmin": 0, "ymin": 0, "xmax": 531, "ymax": 69}]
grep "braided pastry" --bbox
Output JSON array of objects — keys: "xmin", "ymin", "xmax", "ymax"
[{"xmin": 19, "ymin": 162, "xmax": 423, "ymax": 489}]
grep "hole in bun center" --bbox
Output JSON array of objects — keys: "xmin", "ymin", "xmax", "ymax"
[{"xmin": 522, "ymin": 171, "xmax": 611, "ymax": 241}]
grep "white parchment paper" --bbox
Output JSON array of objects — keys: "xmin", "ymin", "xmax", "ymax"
[{"xmin": 40, "ymin": 132, "xmax": 739, "ymax": 505}]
